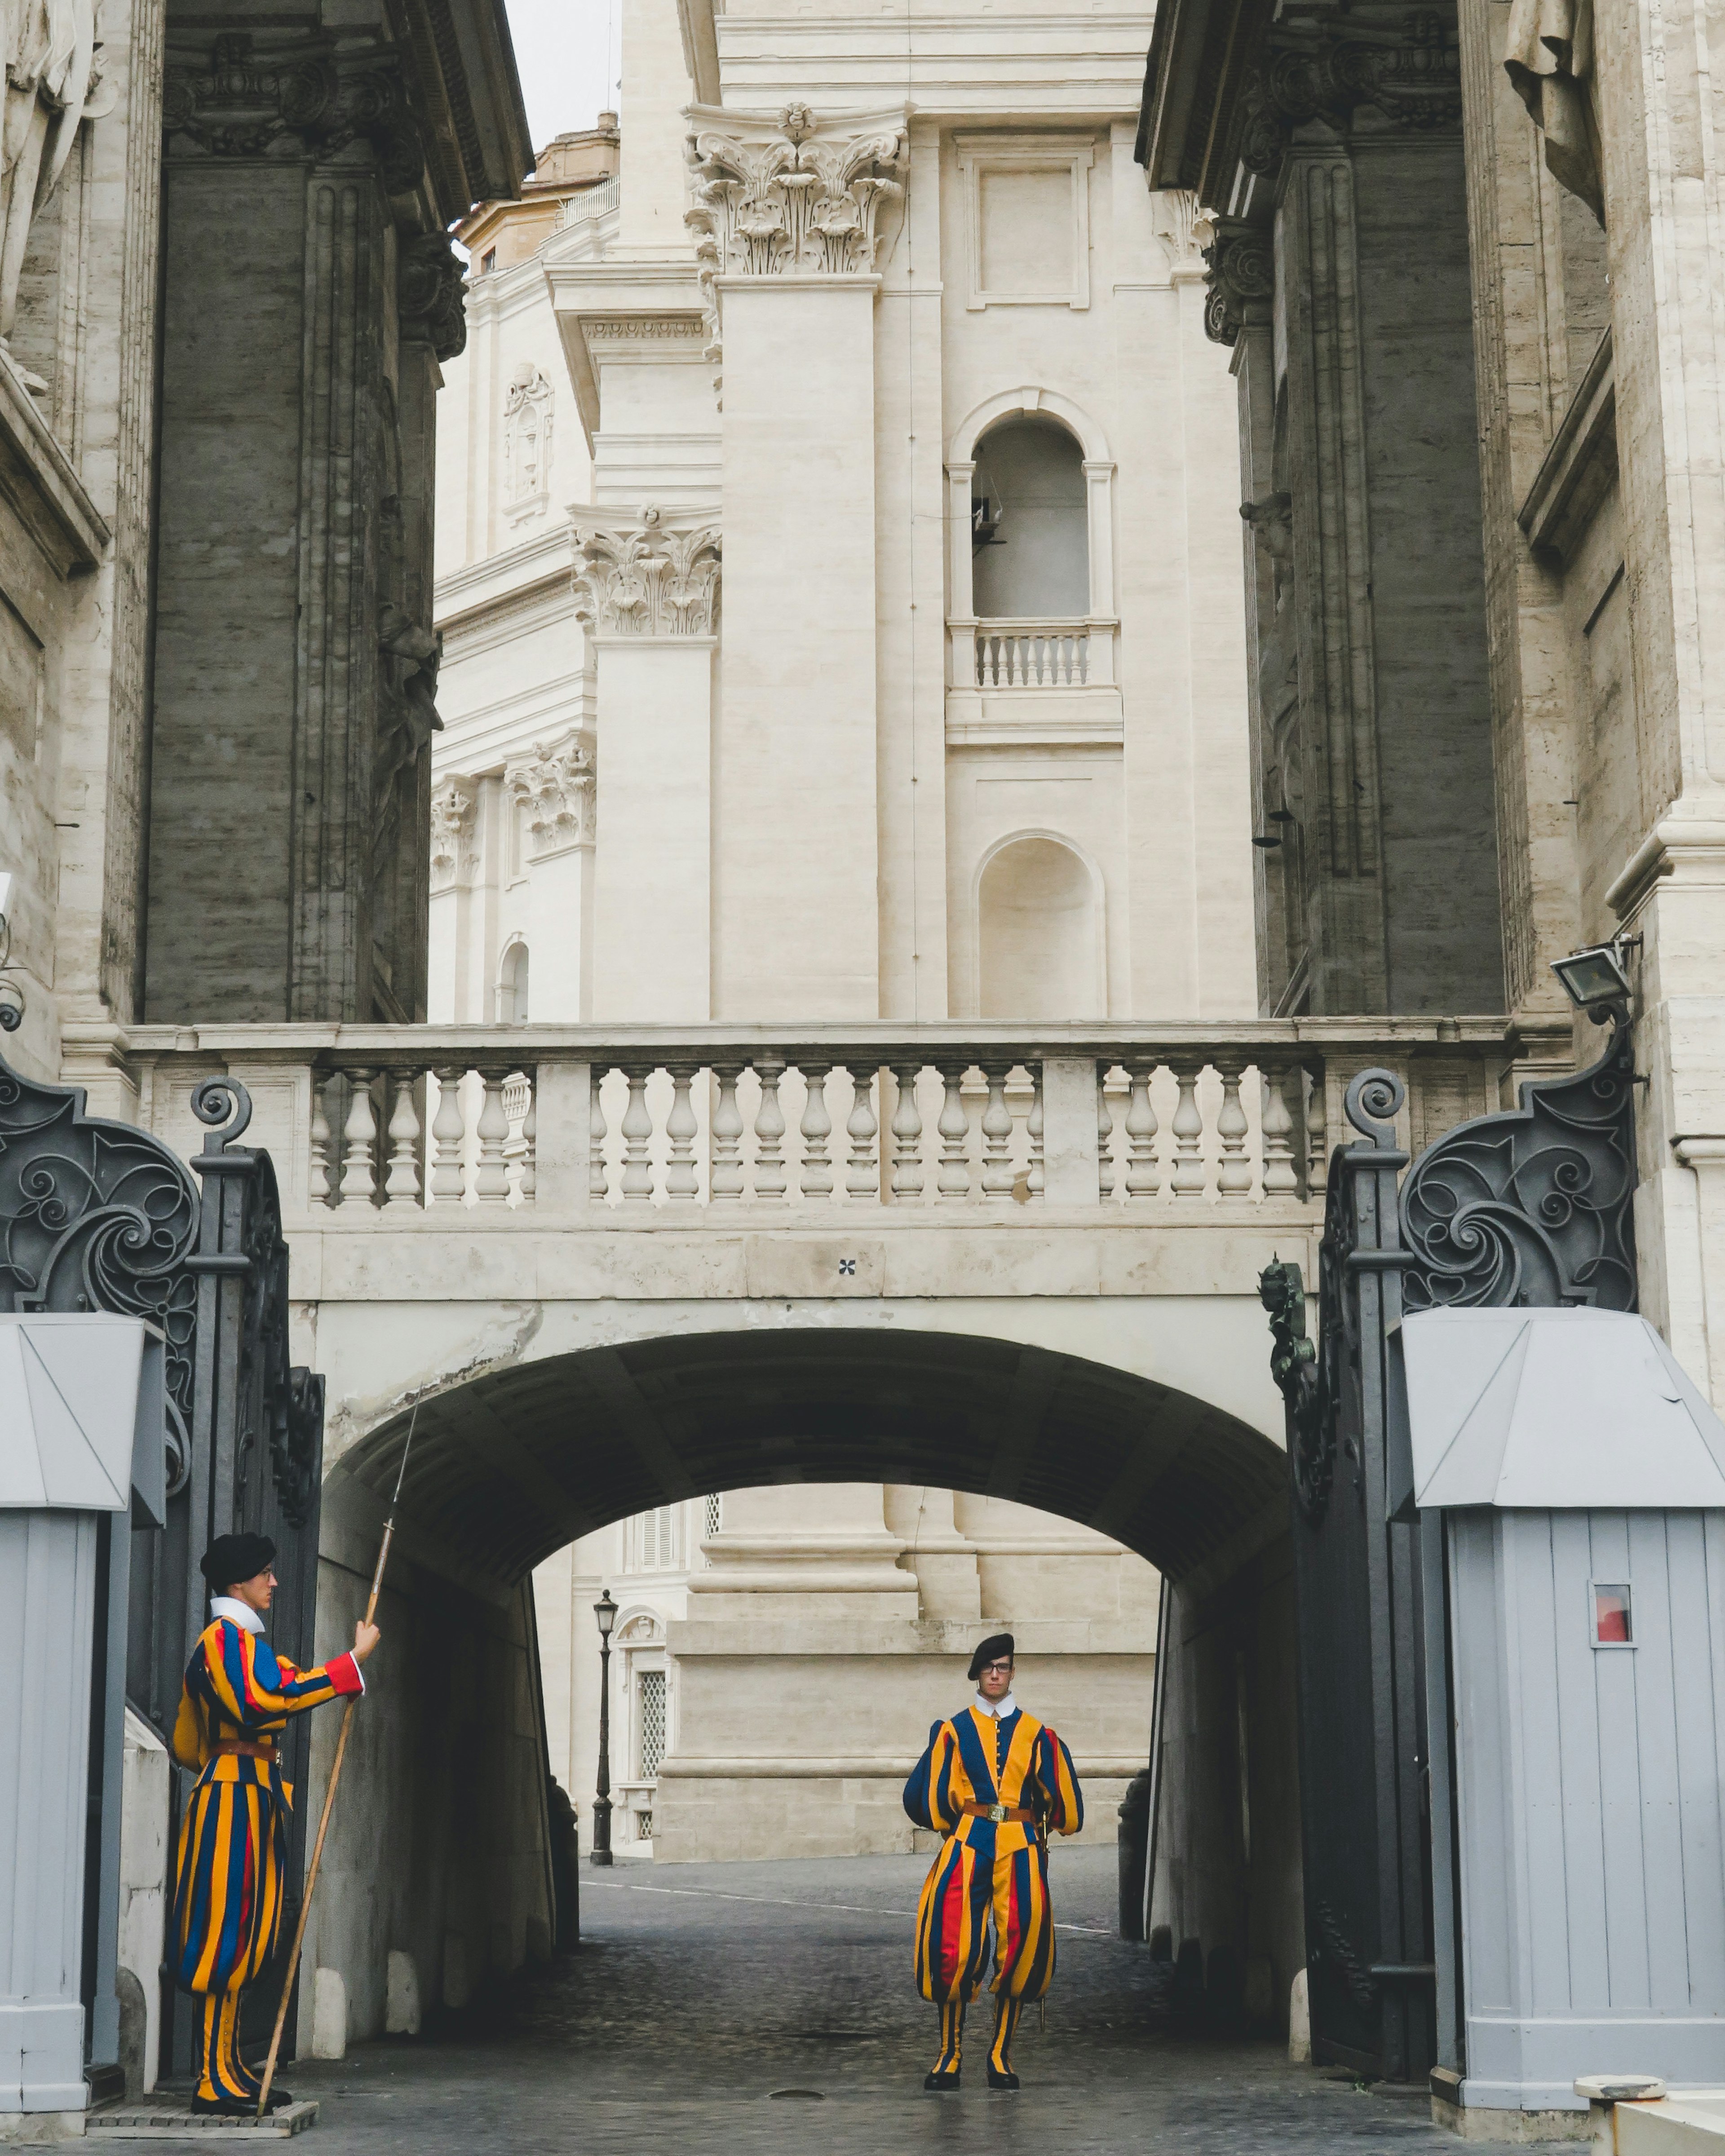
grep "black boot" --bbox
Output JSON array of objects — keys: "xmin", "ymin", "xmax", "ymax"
[
  {"xmin": 925, "ymin": 1998, "xmax": 964, "ymax": 2090},
  {"xmin": 987, "ymin": 1995, "xmax": 1022, "ymax": 2090}
]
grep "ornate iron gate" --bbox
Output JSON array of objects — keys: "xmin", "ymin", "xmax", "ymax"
[
  {"xmin": 0, "ymin": 1054, "xmax": 324, "ymax": 2077},
  {"xmin": 1262, "ymin": 1012, "xmax": 1637, "ymax": 2082}
]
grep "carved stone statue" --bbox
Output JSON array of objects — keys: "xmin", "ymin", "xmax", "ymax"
[
  {"xmin": 1504, "ymin": 0, "xmax": 1603, "ymax": 221},
  {"xmin": 1, "ymin": 0, "xmax": 102, "ymax": 352}
]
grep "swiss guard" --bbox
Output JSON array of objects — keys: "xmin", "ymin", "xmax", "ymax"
[
  {"xmin": 902, "ymin": 1632, "xmax": 1083, "ymax": 2092},
  {"xmin": 170, "ymin": 1533, "xmax": 380, "ymax": 2114}
]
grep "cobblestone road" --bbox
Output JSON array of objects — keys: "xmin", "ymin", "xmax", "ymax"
[{"xmin": 136, "ymin": 1852, "xmax": 1516, "ymax": 2153}]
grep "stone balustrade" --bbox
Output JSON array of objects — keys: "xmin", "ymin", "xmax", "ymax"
[
  {"xmin": 106, "ymin": 1018, "xmax": 1567, "ymax": 1224},
  {"xmin": 974, "ymin": 620, "xmax": 1091, "ymax": 688}
]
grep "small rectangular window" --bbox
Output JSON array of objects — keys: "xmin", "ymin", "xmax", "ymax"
[
  {"xmin": 1593, "ymin": 1582, "xmax": 1633, "ymax": 1647},
  {"xmin": 480, "ymin": 247, "xmax": 496, "ymax": 274}
]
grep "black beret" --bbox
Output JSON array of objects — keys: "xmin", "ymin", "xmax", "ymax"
[
  {"xmin": 968, "ymin": 1633, "xmax": 1016, "ymax": 1683},
  {"xmin": 201, "ymin": 1532, "xmax": 277, "ymax": 1593}
]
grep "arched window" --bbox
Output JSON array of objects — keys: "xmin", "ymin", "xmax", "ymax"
[
  {"xmin": 498, "ymin": 942, "xmax": 530, "ymax": 1024},
  {"xmin": 978, "ymin": 835, "xmax": 1099, "ymax": 1019},
  {"xmin": 971, "ymin": 417, "xmax": 1088, "ymax": 619}
]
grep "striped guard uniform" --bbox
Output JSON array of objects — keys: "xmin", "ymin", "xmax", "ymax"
[
  {"xmin": 903, "ymin": 1703, "xmax": 1083, "ymax": 2078},
  {"xmin": 170, "ymin": 1617, "xmax": 363, "ymax": 2108}
]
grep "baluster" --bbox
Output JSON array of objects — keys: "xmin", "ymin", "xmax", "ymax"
[
  {"xmin": 432, "ymin": 1067, "xmax": 468, "ymax": 1202},
  {"xmin": 620, "ymin": 1066, "xmax": 655, "ymax": 1201},
  {"xmin": 518, "ymin": 1076, "xmax": 537, "ymax": 1203},
  {"xmin": 1262, "ymin": 1065, "xmax": 1300, "ymax": 1196},
  {"xmin": 310, "ymin": 1075, "xmax": 333, "ymax": 1206},
  {"xmin": 890, "ymin": 1064, "xmax": 924, "ymax": 1202},
  {"xmin": 711, "ymin": 1065, "xmax": 745, "ymax": 1200},
  {"xmin": 1027, "ymin": 1067, "xmax": 1044, "ymax": 1199},
  {"xmin": 752, "ymin": 1056, "xmax": 787, "ymax": 1201},
  {"xmin": 1170, "ymin": 1065, "xmax": 1206, "ymax": 1196},
  {"xmin": 1124, "ymin": 1064, "xmax": 1160, "ymax": 1199},
  {"xmin": 981, "ymin": 1063, "xmax": 1015, "ymax": 1201},
  {"xmin": 1217, "ymin": 1061, "xmax": 1252, "ymax": 1195},
  {"xmin": 845, "ymin": 1068, "xmax": 879, "ymax": 1200},
  {"xmin": 1306, "ymin": 1066, "xmax": 1329, "ymax": 1197},
  {"xmin": 1077, "ymin": 632, "xmax": 1089, "ymax": 685},
  {"xmin": 799, "ymin": 1065, "xmax": 834, "ymax": 1200},
  {"xmin": 1097, "ymin": 1068, "xmax": 1115, "ymax": 1202},
  {"xmin": 384, "ymin": 1071, "xmax": 423, "ymax": 1206},
  {"xmin": 476, "ymin": 1069, "xmax": 511, "ymax": 1203},
  {"xmin": 665, "ymin": 1065, "xmax": 699, "ymax": 1200},
  {"xmin": 589, "ymin": 1068, "xmax": 610, "ymax": 1203},
  {"xmin": 339, "ymin": 1068, "xmax": 379, "ymax": 1205},
  {"xmin": 937, "ymin": 1065, "xmax": 970, "ymax": 1201}
]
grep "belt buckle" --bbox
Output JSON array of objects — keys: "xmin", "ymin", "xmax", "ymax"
[{"xmin": 988, "ymin": 1803, "xmax": 1007, "ymax": 1824}]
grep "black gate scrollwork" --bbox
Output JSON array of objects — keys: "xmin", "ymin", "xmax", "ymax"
[
  {"xmin": 0, "ymin": 1055, "xmax": 202, "ymax": 1478},
  {"xmin": 1400, "ymin": 1010, "xmax": 1636, "ymax": 1311}
]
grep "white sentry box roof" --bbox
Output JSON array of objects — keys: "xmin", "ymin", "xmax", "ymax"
[
  {"xmin": 1399, "ymin": 1307, "xmax": 1725, "ymax": 1510},
  {"xmin": 0, "ymin": 1312, "xmax": 165, "ymax": 1516}
]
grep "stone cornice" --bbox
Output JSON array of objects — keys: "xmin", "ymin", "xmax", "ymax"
[
  {"xmin": 1518, "ymin": 328, "xmax": 1616, "ymax": 563},
  {"xmin": 0, "ymin": 348, "xmax": 109, "ymax": 577}
]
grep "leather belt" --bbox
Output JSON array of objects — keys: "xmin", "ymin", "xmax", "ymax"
[
  {"xmin": 960, "ymin": 1800, "xmax": 1035, "ymax": 1825},
  {"xmin": 212, "ymin": 1739, "xmax": 277, "ymax": 1761}
]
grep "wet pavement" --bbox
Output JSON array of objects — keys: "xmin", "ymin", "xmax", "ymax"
[{"xmin": 119, "ymin": 1851, "xmax": 1515, "ymax": 2152}]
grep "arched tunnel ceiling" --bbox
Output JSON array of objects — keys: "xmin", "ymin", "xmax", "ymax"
[{"xmin": 333, "ymin": 1329, "xmax": 1288, "ymax": 1593}]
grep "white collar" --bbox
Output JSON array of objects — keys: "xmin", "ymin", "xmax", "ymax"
[
  {"xmin": 974, "ymin": 1692, "xmax": 1017, "ymax": 1719},
  {"xmin": 210, "ymin": 1595, "xmax": 264, "ymax": 1635}
]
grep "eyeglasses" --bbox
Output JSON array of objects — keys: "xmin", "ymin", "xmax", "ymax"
[{"xmin": 981, "ymin": 1661, "xmax": 1013, "ymax": 1676}]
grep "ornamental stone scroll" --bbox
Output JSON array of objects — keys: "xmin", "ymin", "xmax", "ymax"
[{"xmin": 571, "ymin": 506, "xmax": 721, "ymax": 639}]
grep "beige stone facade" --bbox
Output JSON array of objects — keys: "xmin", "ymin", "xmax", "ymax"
[{"xmin": 534, "ymin": 1486, "xmax": 1157, "ymax": 1861}]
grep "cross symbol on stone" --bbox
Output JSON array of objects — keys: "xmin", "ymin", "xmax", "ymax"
[{"xmin": 838, "ymin": 1258, "xmax": 856, "ymax": 1275}]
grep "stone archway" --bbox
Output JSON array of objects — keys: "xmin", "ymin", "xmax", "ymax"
[{"xmin": 303, "ymin": 1325, "xmax": 1297, "ymax": 2058}]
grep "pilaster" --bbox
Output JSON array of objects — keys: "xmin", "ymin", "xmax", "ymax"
[
  {"xmin": 687, "ymin": 101, "xmax": 907, "ymax": 1020},
  {"xmin": 575, "ymin": 508, "xmax": 718, "ymax": 1022}
]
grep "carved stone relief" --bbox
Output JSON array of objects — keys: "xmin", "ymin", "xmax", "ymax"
[
  {"xmin": 503, "ymin": 363, "xmax": 554, "ymax": 523},
  {"xmin": 571, "ymin": 505, "xmax": 721, "ymax": 638},
  {"xmin": 163, "ymin": 31, "xmax": 429, "ymax": 199},
  {"xmin": 505, "ymin": 730, "xmax": 595, "ymax": 859}
]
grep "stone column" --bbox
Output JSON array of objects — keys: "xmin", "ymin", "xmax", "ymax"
[
  {"xmin": 576, "ymin": 510, "xmax": 719, "ymax": 1022},
  {"xmin": 146, "ymin": 30, "xmax": 462, "ymax": 1023},
  {"xmin": 1588, "ymin": 0, "xmax": 1725, "ymax": 1405},
  {"xmin": 688, "ymin": 102, "xmax": 907, "ymax": 1020},
  {"xmin": 1206, "ymin": 5, "xmax": 1504, "ymax": 1015}
]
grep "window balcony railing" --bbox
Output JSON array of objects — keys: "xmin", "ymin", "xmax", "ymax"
[
  {"xmin": 109, "ymin": 1018, "xmax": 1566, "ymax": 1221},
  {"xmin": 974, "ymin": 620, "xmax": 1090, "ymax": 689}
]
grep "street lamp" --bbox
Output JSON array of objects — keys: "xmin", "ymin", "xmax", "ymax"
[{"xmin": 591, "ymin": 1589, "xmax": 617, "ymax": 1867}]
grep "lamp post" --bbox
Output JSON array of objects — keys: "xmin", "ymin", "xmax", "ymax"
[{"xmin": 591, "ymin": 1589, "xmax": 617, "ymax": 1866}]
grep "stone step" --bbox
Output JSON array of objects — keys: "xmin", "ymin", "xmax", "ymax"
[{"xmin": 87, "ymin": 2099, "xmax": 318, "ymax": 2139}]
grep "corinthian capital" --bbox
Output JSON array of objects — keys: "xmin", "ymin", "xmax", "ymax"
[
  {"xmin": 684, "ymin": 101, "xmax": 907, "ymax": 281},
  {"xmin": 571, "ymin": 506, "xmax": 721, "ymax": 638},
  {"xmin": 506, "ymin": 731, "xmax": 596, "ymax": 857}
]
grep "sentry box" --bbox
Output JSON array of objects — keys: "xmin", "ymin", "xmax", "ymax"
[{"xmin": 1389, "ymin": 1306, "xmax": 1725, "ymax": 2129}]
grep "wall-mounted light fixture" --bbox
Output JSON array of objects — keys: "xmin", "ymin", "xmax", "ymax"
[{"xmin": 1551, "ymin": 940, "xmax": 1633, "ymax": 1018}]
